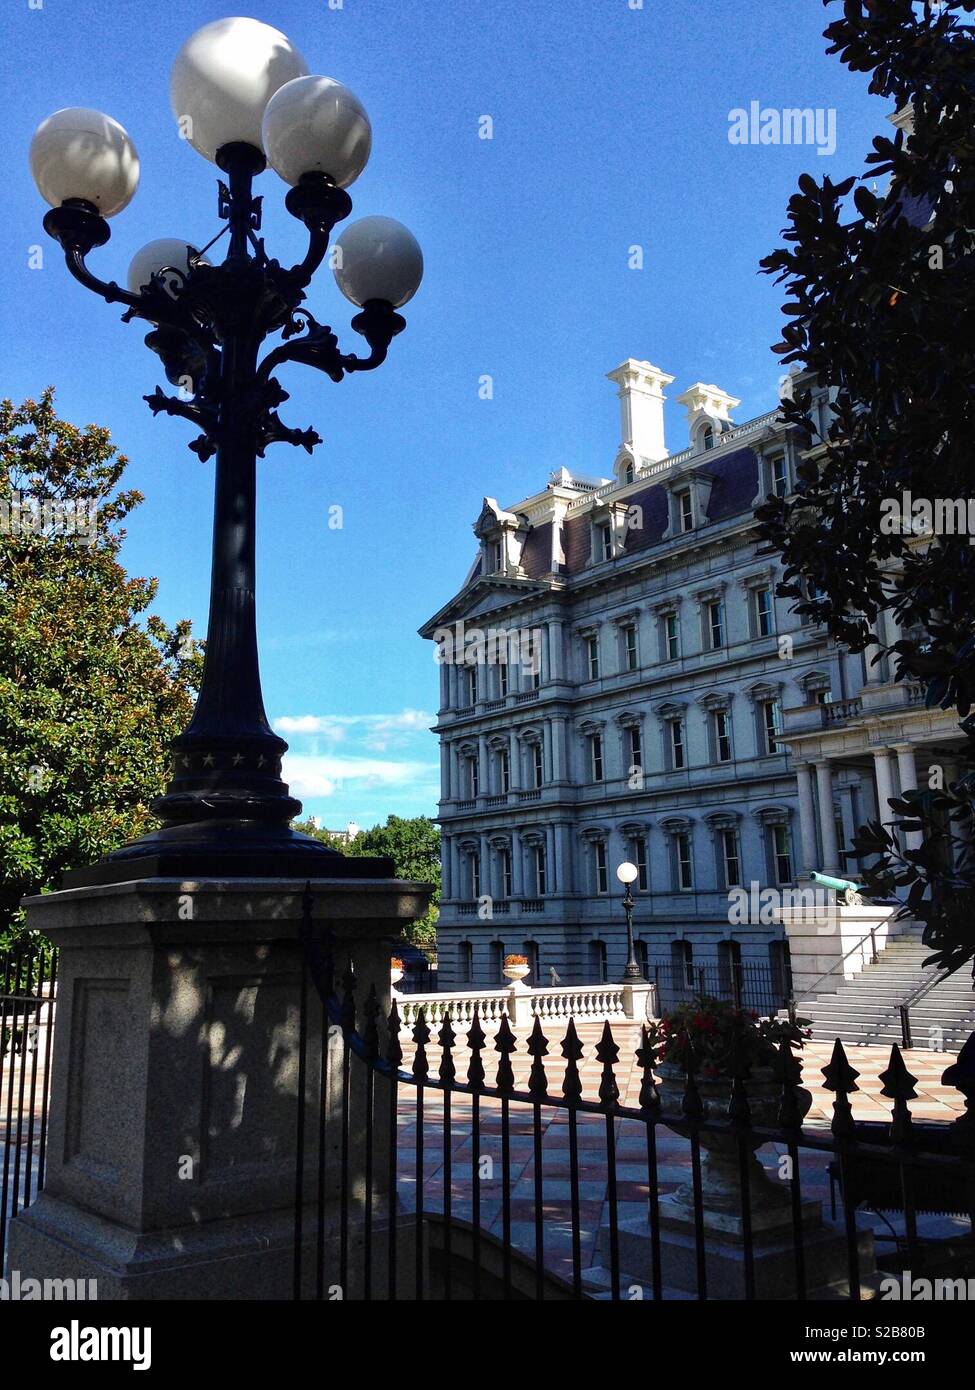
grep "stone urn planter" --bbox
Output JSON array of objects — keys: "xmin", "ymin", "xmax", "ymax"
[
  {"xmin": 390, "ymin": 958, "xmax": 404, "ymax": 994},
  {"xmin": 656, "ymin": 1060, "xmax": 812, "ymax": 1224},
  {"xmin": 502, "ymin": 962, "xmax": 530, "ymax": 985}
]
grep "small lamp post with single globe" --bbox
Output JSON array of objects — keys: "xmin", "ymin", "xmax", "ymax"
[
  {"xmin": 616, "ymin": 861, "xmax": 644, "ymax": 983},
  {"xmin": 28, "ymin": 17, "xmax": 425, "ymax": 882}
]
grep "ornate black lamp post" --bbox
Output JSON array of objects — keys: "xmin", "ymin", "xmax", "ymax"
[
  {"xmin": 616, "ymin": 861, "xmax": 644, "ymax": 983},
  {"xmin": 30, "ymin": 18, "xmax": 424, "ymax": 883}
]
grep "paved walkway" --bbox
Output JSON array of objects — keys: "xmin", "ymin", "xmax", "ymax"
[{"xmin": 394, "ymin": 1027, "xmax": 970, "ymax": 1286}]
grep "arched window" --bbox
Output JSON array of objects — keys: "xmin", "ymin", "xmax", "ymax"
[
  {"xmin": 623, "ymin": 460, "xmax": 635, "ymax": 484},
  {"xmin": 671, "ymin": 939, "xmax": 693, "ymax": 993},
  {"xmin": 522, "ymin": 940, "xmax": 540, "ymax": 980},
  {"xmin": 701, "ymin": 425, "xmax": 714, "ymax": 451},
  {"xmin": 588, "ymin": 939, "xmax": 608, "ymax": 984}
]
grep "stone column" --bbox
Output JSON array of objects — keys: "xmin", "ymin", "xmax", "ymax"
[
  {"xmin": 440, "ymin": 740, "xmax": 451, "ymax": 799},
  {"xmin": 546, "ymin": 825, "xmax": 558, "ymax": 894},
  {"xmin": 479, "ymin": 834, "xmax": 492, "ymax": 898},
  {"xmin": 873, "ymin": 746, "xmax": 897, "ymax": 831},
  {"xmin": 548, "ymin": 618, "xmax": 565, "ymax": 681},
  {"xmin": 814, "ymin": 761, "xmax": 841, "ymax": 875},
  {"xmin": 508, "ymin": 733, "xmax": 520, "ymax": 790},
  {"xmin": 794, "ymin": 761, "xmax": 820, "ymax": 875},
  {"xmin": 477, "ymin": 736, "xmax": 490, "ymax": 798},
  {"xmin": 512, "ymin": 833, "xmax": 524, "ymax": 898},
  {"xmin": 893, "ymin": 744, "xmax": 922, "ymax": 852},
  {"xmin": 7, "ymin": 875, "xmax": 431, "ymax": 1301},
  {"xmin": 542, "ymin": 727, "xmax": 553, "ymax": 784},
  {"xmin": 550, "ymin": 716, "xmax": 566, "ymax": 782},
  {"xmin": 442, "ymin": 834, "xmax": 452, "ymax": 899}
]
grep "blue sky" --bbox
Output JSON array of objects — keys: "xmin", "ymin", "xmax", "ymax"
[{"xmin": 0, "ymin": 0, "xmax": 891, "ymax": 830}]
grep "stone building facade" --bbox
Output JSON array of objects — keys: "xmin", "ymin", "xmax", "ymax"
[{"xmin": 419, "ymin": 359, "xmax": 958, "ymax": 993}]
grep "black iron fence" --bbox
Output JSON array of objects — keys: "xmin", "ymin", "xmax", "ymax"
[
  {"xmin": 1, "ymin": 945, "xmax": 57, "ymax": 1263},
  {"xmin": 294, "ymin": 916, "xmax": 975, "ymax": 1301},
  {"xmin": 655, "ymin": 961, "xmax": 786, "ymax": 1019}
]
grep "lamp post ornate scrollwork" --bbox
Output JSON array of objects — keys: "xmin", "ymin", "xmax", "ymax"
[{"xmin": 30, "ymin": 17, "xmax": 424, "ymax": 882}]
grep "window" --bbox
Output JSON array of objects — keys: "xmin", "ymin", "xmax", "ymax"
[
  {"xmin": 621, "ymin": 622, "xmax": 638, "ymax": 672},
  {"xmin": 627, "ymin": 725, "xmax": 643, "ymax": 773},
  {"xmin": 522, "ymin": 940, "xmax": 540, "ymax": 979},
  {"xmin": 500, "ymin": 847, "xmax": 512, "ymax": 899},
  {"xmin": 713, "ymin": 708, "xmax": 732, "ymax": 763},
  {"xmin": 761, "ymin": 699, "xmax": 782, "ymax": 755},
  {"xmin": 772, "ymin": 824, "xmax": 793, "ymax": 884},
  {"xmin": 459, "ymin": 941, "xmax": 474, "ymax": 985},
  {"xmin": 594, "ymin": 840, "xmax": 608, "ymax": 895},
  {"xmin": 467, "ymin": 665, "xmax": 478, "ymax": 704},
  {"xmin": 530, "ymin": 644, "xmax": 541, "ymax": 689},
  {"xmin": 468, "ymin": 755, "xmax": 479, "ymax": 799},
  {"xmin": 665, "ymin": 612, "xmax": 681, "ymax": 661},
  {"xmin": 590, "ymin": 732, "xmax": 604, "ymax": 782},
  {"xmin": 490, "ymin": 940, "xmax": 505, "ymax": 981},
  {"xmin": 721, "ymin": 829, "xmax": 741, "ymax": 888},
  {"xmin": 634, "ymin": 939, "xmax": 649, "ymax": 980},
  {"xmin": 814, "ymin": 686, "xmax": 833, "ymax": 706},
  {"xmin": 596, "ymin": 522, "xmax": 613, "ymax": 562},
  {"xmin": 677, "ymin": 489, "xmax": 693, "ymax": 533},
  {"xmin": 702, "ymin": 425, "xmax": 714, "ymax": 451},
  {"xmin": 586, "ymin": 634, "xmax": 600, "ymax": 680},
  {"xmin": 718, "ymin": 939, "xmax": 742, "ymax": 999},
  {"xmin": 755, "ymin": 586, "xmax": 774, "ymax": 637},
  {"xmin": 534, "ymin": 844, "xmax": 547, "ymax": 896},
  {"xmin": 631, "ymin": 835, "xmax": 649, "ymax": 891},
  {"xmin": 706, "ymin": 600, "xmax": 724, "ymax": 650},
  {"xmin": 589, "ymin": 939, "xmax": 608, "ymax": 984},
  {"xmin": 672, "ymin": 939, "xmax": 693, "ymax": 990},
  {"xmin": 771, "ymin": 454, "xmax": 788, "ymax": 498},
  {"xmin": 532, "ymin": 742, "xmax": 544, "ymax": 789},
  {"xmin": 675, "ymin": 832, "xmax": 694, "ymax": 890},
  {"xmin": 470, "ymin": 851, "xmax": 481, "ymax": 899},
  {"xmin": 623, "ymin": 460, "xmax": 635, "ymax": 485},
  {"xmin": 498, "ymin": 748, "xmax": 509, "ymax": 794},
  {"xmin": 669, "ymin": 718, "xmax": 685, "ymax": 771},
  {"xmin": 769, "ymin": 940, "xmax": 793, "ymax": 999},
  {"xmin": 499, "ymin": 661, "xmax": 508, "ymax": 697},
  {"xmin": 491, "ymin": 539, "xmax": 503, "ymax": 572}
]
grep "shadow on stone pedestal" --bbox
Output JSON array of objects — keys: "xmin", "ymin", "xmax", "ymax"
[
  {"xmin": 602, "ymin": 1197, "xmax": 879, "ymax": 1300},
  {"xmin": 6, "ymin": 874, "xmax": 431, "ymax": 1301}
]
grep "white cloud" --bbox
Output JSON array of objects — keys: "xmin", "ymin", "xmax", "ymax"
[
  {"xmin": 283, "ymin": 753, "xmax": 439, "ymax": 800},
  {"xmin": 274, "ymin": 709, "xmax": 435, "ymax": 747}
]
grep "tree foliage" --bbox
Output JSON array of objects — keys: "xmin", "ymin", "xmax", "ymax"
[
  {"xmin": 0, "ymin": 390, "xmax": 201, "ymax": 946},
  {"xmin": 757, "ymin": 0, "xmax": 975, "ymax": 975},
  {"xmin": 295, "ymin": 813, "xmax": 441, "ymax": 945}
]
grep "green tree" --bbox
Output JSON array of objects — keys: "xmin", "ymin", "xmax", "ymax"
[
  {"xmin": 757, "ymin": 0, "xmax": 975, "ymax": 975},
  {"xmin": 295, "ymin": 813, "xmax": 441, "ymax": 945},
  {"xmin": 0, "ymin": 390, "xmax": 201, "ymax": 947}
]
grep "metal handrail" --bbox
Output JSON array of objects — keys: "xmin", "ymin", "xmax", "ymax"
[
  {"xmin": 790, "ymin": 927, "xmax": 880, "ymax": 1007},
  {"xmin": 898, "ymin": 964, "xmax": 952, "ymax": 1050}
]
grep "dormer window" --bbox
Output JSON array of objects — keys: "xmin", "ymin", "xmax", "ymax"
[
  {"xmin": 623, "ymin": 460, "xmax": 635, "ymax": 485},
  {"xmin": 701, "ymin": 425, "xmax": 714, "ymax": 451},
  {"xmin": 491, "ymin": 538, "xmax": 503, "ymax": 572},
  {"xmin": 771, "ymin": 454, "xmax": 789, "ymax": 498},
  {"xmin": 595, "ymin": 520, "xmax": 613, "ymax": 562},
  {"xmin": 677, "ymin": 490, "xmax": 693, "ymax": 533}
]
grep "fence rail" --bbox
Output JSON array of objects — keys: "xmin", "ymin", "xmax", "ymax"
[
  {"xmin": 655, "ymin": 960, "xmax": 786, "ymax": 1019},
  {"xmin": 1, "ymin": 945, "xmax": 57, "ymax": 1263},
  {"xmin": 293, "ymin": 902, "xmax": 975, "ymax": 1302}
]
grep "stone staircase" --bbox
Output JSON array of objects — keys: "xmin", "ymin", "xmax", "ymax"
[{"xmin": 798, "ymin": 927, "xmax": 975, "ymax": 1051}]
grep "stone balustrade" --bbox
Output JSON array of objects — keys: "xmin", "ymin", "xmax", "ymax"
[{"xmin": 396, "ymin": 979, "xmax": 658, "ymax": 1029}]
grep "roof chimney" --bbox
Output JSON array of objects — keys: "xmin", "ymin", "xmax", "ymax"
[{"xmin": 606, "ymin": 359, "xmax": 675, "ymax": 465}]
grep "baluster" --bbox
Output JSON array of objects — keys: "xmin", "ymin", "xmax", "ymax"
[
  {"xmin": 385, "ymin": 999, "xmax": 403, "ymax": 1302},
  {"xmin": 494, "ymin": 1014, "xmax": 517, "ymax": 1297},
  {"xmin": 467, "ymin": 1007, "xmax": 486, "ymax": 1300},
  {"xmin": 822, "ymin": 1038, "xmax": 862, "ymax": 1301},
  {"xmin": 635, "ymin": 1025, "xmax": 662, "ymax": 1300},
  {"xmin": 776, "ymin": 1035, "xmax": 808, "ymax": 1300},
  {"xmin": 596, "ymin": 1022, "xmax": 621, "ymax": 1300},
  {"xmin": 880, "ymin": 1043, "xmax": 921, "ymax": 1275}
]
